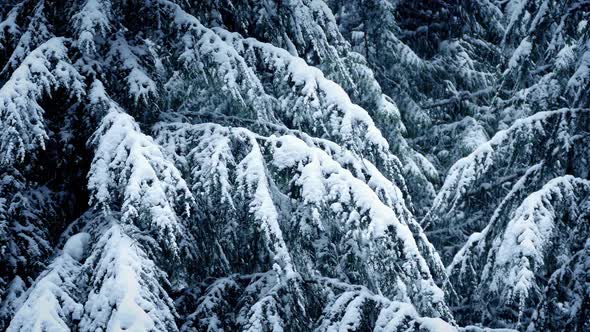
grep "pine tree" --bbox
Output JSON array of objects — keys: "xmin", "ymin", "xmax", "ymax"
[
  {"xmin": 421, "ymin": 1, "xmax": 590, "ymax": 328},
  {"xmin": 424, "ymin": 109, "xmax": 590, "ymax": 262},
  {"xmin": 1, "ymin": 0, "xmax": 588, "ymax": 331},
  {"xmin": 326, "ymin": 0, "xmax": 506, "ymax": 216},
  {"xmin": 0, "ymin": 0, "xmax": 458, "ymax": 330}
]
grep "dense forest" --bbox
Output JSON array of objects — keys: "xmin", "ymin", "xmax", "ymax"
[{"xmin": 0, "ymin": 0, "xmax": 588, "ymax": 331}]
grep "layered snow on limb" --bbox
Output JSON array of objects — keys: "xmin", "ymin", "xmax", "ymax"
[
  {"xmin": 1, "ymin": 0, "xmax": 53, "ymax": 75},
  {"xmin": 105, "ymin": 34, "xmax": 158, "ymax": 105},
  {"xmin": 62, "ymin": 232, "xmax": 91, "ymax": 262},
  {"xmin": 529, "ymin": 238, "xmax": 590, "ymax": 331},
  {"xmin": 0, "ymin": 276, "xmax": 26, "ymax": 328},
  {"xmin": 163, "ymin": 1, "xmax": 272, "ymax": 118},
  {"xmin": 506, "ymin": 38, "xmax": 532, "ymax": 73},
  {"xmin": 154, "ymin": 122, "xmax": 297, "ymax": 280},
  {"xmin": 175, "ymin": 0, "xmax": 397, "ymax": 129},
  {"xmin": 237, "ymin": 139, "xmax": 297, "ymax": 279},
  {"xmin": 0, "ymin": 2, "xmax": 23, "ymax": 52},
  {"xmin": 271, "ymin": 134, "xmax": 404, "ymax": 239},
  {"xmin": 220, "ymin": 29, "xmax": 390, "ymax": 154},
  {"xmin": 445, "ymin": 175, "xmax": 525, "ymax": 294},
  {"xmin": 88, "ymin": 84, "xmax": 193, "ymax": 256},
  {"xmin": 241, "ymin": 294, "xmax": 284, "ymax": 332},
  {"xmin": 6, "ymin": 233, "xmax": 89, "ymax": 332},
  {"xmin": 0, "ymin": 167, "xmax": 62, "ymax": 319},
  {"xmin": 81, "ymin": 223, "xmax": 178, "ymax": 332},
  {"xmin": 179, "ymin": 273, "xmax": 454, "ymax": 332},
  {"xmin": 5, "ymin": 210, "xmax": 179, "ymax": 332},
  {"xmin": 179, "ymin": 277, "xmax": 240, "ymax": 332},
  {"xmin": 567, "ymin": 43, "xmax": 590, "ymax": 105},
  {"xmin": 70, "ymin": 0, "xmax": 113, "ymax": 55},
  {"xmin": 9, "ymin": 0, "xmax": 587, "ymax": 330},
  {"xmin": 489, "ymin": 176, "xmax": 590, "ymax": 310},
  {"xmin": 423, "ymin": 108, "xmax": 590, "ymax": 261},
  {"xmin": 181, "ymin": 271, "xmax": 301, "ymax": 332},
  {"xmin": 155, "ymin": 122, "xmax": 452, "ymax": 320},
  {"xmin": 326, "ymin": 0, "xmax": 499, "ymax": 200},
  {"xmin": 316, "ymin": 282, "xmax": 456, "ymax": 332},
  {"xmin": 0, "ymin": 37, "xmax": 84, "ymax": 164},
  {"xmin": 157, "ymin": 1, "xmax": 394, "ymax": 164},
  {"xmin": 237, "ymin": 272, "xmax": 301, "ymax": 332},
  {"xmin": 447, "ymin": 174, "xmax": 590, "ymax": 328},
  {"xmin": 155, "ymin": 0, "xmax": 432, "ymax": 216}
]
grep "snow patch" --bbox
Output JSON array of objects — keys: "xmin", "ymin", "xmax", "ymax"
[{"xmin": 63, "ymin": 232, "xmax": 91, "ymax": 261}]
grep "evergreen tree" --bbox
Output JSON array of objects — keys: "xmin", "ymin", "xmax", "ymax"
[
  {"xmin": 0, "ymin": 0, "xmax": 458, "ymax": 330},
  {"xmin": 0, "ymin": 0, "xmax": 588, "ymax": 331}
]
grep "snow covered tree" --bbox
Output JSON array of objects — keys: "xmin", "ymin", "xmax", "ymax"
[
  {"xmin": 424, "ymin": 109, "xmax": 590, "ymax": 263},
  {"xmin": 529, "ymin": 238, "xmax": 590, "ymax": 331},
  {"xmin": 1, "ymin": 0, "xmax": 587, "ymax": 331},
  {"xmin": 447, "ymin": 175, "xmax": 590, "ymax": 329},
  {"xmin": 154, "ymin": 122, "xmax": 454, "ymax": 325},
  {"xmin": 491, "ymin": 0, "xmax": 590, "ymax": 123},
  {"xmin": 417, "ymin": 1, "xmax": 590, "ymax": 329},
  {"xmin": 325, "ymin": 0, "xmax": 507, "ymax": 216},
  {"xmin": 0, "ymin": 0, "xmax": 461, "ymax": 330},
  {"xmin": 0, "ymin": 168, "xmax": 59, "ymax": 327}
]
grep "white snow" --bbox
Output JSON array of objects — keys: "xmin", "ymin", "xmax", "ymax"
[
  {"xmin": 81, "ymin": 224, "xmax": 176, "ymax": 332},
  {"xmin": 62, "ymin": 232, "xmax": 91, "ymax": 261},
  {"xmin": 492, "ymin": 176, "xmax": 590, "ymax": 301},
  {"xmin": 319, "ymin": 289, "xmax": 458, "ymax": 332},
  {"xmin": 88, "ymin": 92, "xmax": 194, "ymax": 255},
  {"xmin": 159, "ymin": 0, "xmax": 391, "ymax": 156},
  {"xmin": 237, "ymin": 137, "xmax": 296, "ymax": 278},
  {"xmin": 106, "ymin": 35, "xmax": 157, "ymax": 104},
  {"xmin": 71, "ymin": 0, "xmax": 112, "ymax": 54},
  {"xmin": 155, "ymin": 121, "xmax": 449, "ymax": 318},
  {"xmin": 426, "ymin": 108, "xmax": 584, "ymax": 225},
  {"xmin": 555, "ymin": 44, "xmax": 576, "ymax": 71},
  {"xmin": 507, "ymin": 38, "xmax": 532, "ymax": 70},
  {"xmin": 0, "ymin": 37, "xmax": 84, "ymax": 163},
  {"xmin": 7, "ymin": 253, "xmax": 84, "ymax": 332},
  {"xmin": 578, "ymin": 20, "xmax": 587, "ymax": 33}
]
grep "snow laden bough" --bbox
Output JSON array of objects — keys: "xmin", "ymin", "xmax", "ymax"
[
  {"xmin": 162, "ymin": 0, "xmax": 437, "ymax": 213},
  {"xmin": 425, "ymin": 108, "xmax": 590, "ymax": 329},
  {"xmin": 6, "ymin": 213, "xmax": 178, "ymax": 332},
  {"xmin": 448, "ymin": 176, "xmax": 590, "ymax": 330},
  {"xmin": 423, "ymin": 108, "xmax": 590, "ymax": 262},
  {"xmin": 154, "ymin": 122, "xmax": 454, "ymax": 329},
  {"xmin": 1, "ymin": 109, "xmax": 457, "ymax": 330}
]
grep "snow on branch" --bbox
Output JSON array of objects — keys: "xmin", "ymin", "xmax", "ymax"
[
  {"xmin": 6, "ymin": 233, "xmax": 89, "ymax": 332},
  {"xmin": 81, "ymin": 224, "xmax": 178, "ymax": 332},
  {"xmin": 71, "ymin": 0, "xmax": 112, "ymax": 54},
  {"xmin": 224, "ymin": 30, "xmax": 390, "ymax": 154},
  {"xmin": 87, "ymin": 82, "xmax": 193, "ymax": 255},
  {"xmin": 425, "ymin": 108, "xmax": 590, "ymax": 230},
  {"xmin": 0, "ymin": 37, "xmax": 84, "ymax": 164},
  {"xmin": 105, "ymin": 33, "xmax": 158, "ymax": 105},
  {"xmin": 157, "ymin": 0, "xmax": 392, "ymax": 163},
  {"xmin": 490, "ymin": 176, "xmax": 590, "ymax": 309},
  {"xmin": 316, "ymin": 281, "xmax": 456, "ymax": 332},
  {"xmin": 155, "ymin": 121, "xmax": 451, "ymax": 319},
  {"xmin": 0, "ymin": 1, "xmax": 24, "ymax": 53},
  {"xmin": 447, "ymin": 173, "xmax": 590, "ymax": 327},
  {"xmin": 1, "ymin": 0, "xmax": 53, "ymax": 75}
]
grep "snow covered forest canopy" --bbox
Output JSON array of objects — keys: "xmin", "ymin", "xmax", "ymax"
[{"xmin": 0, "ymin": 0, "xmax": 588, "ymax": 331}]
